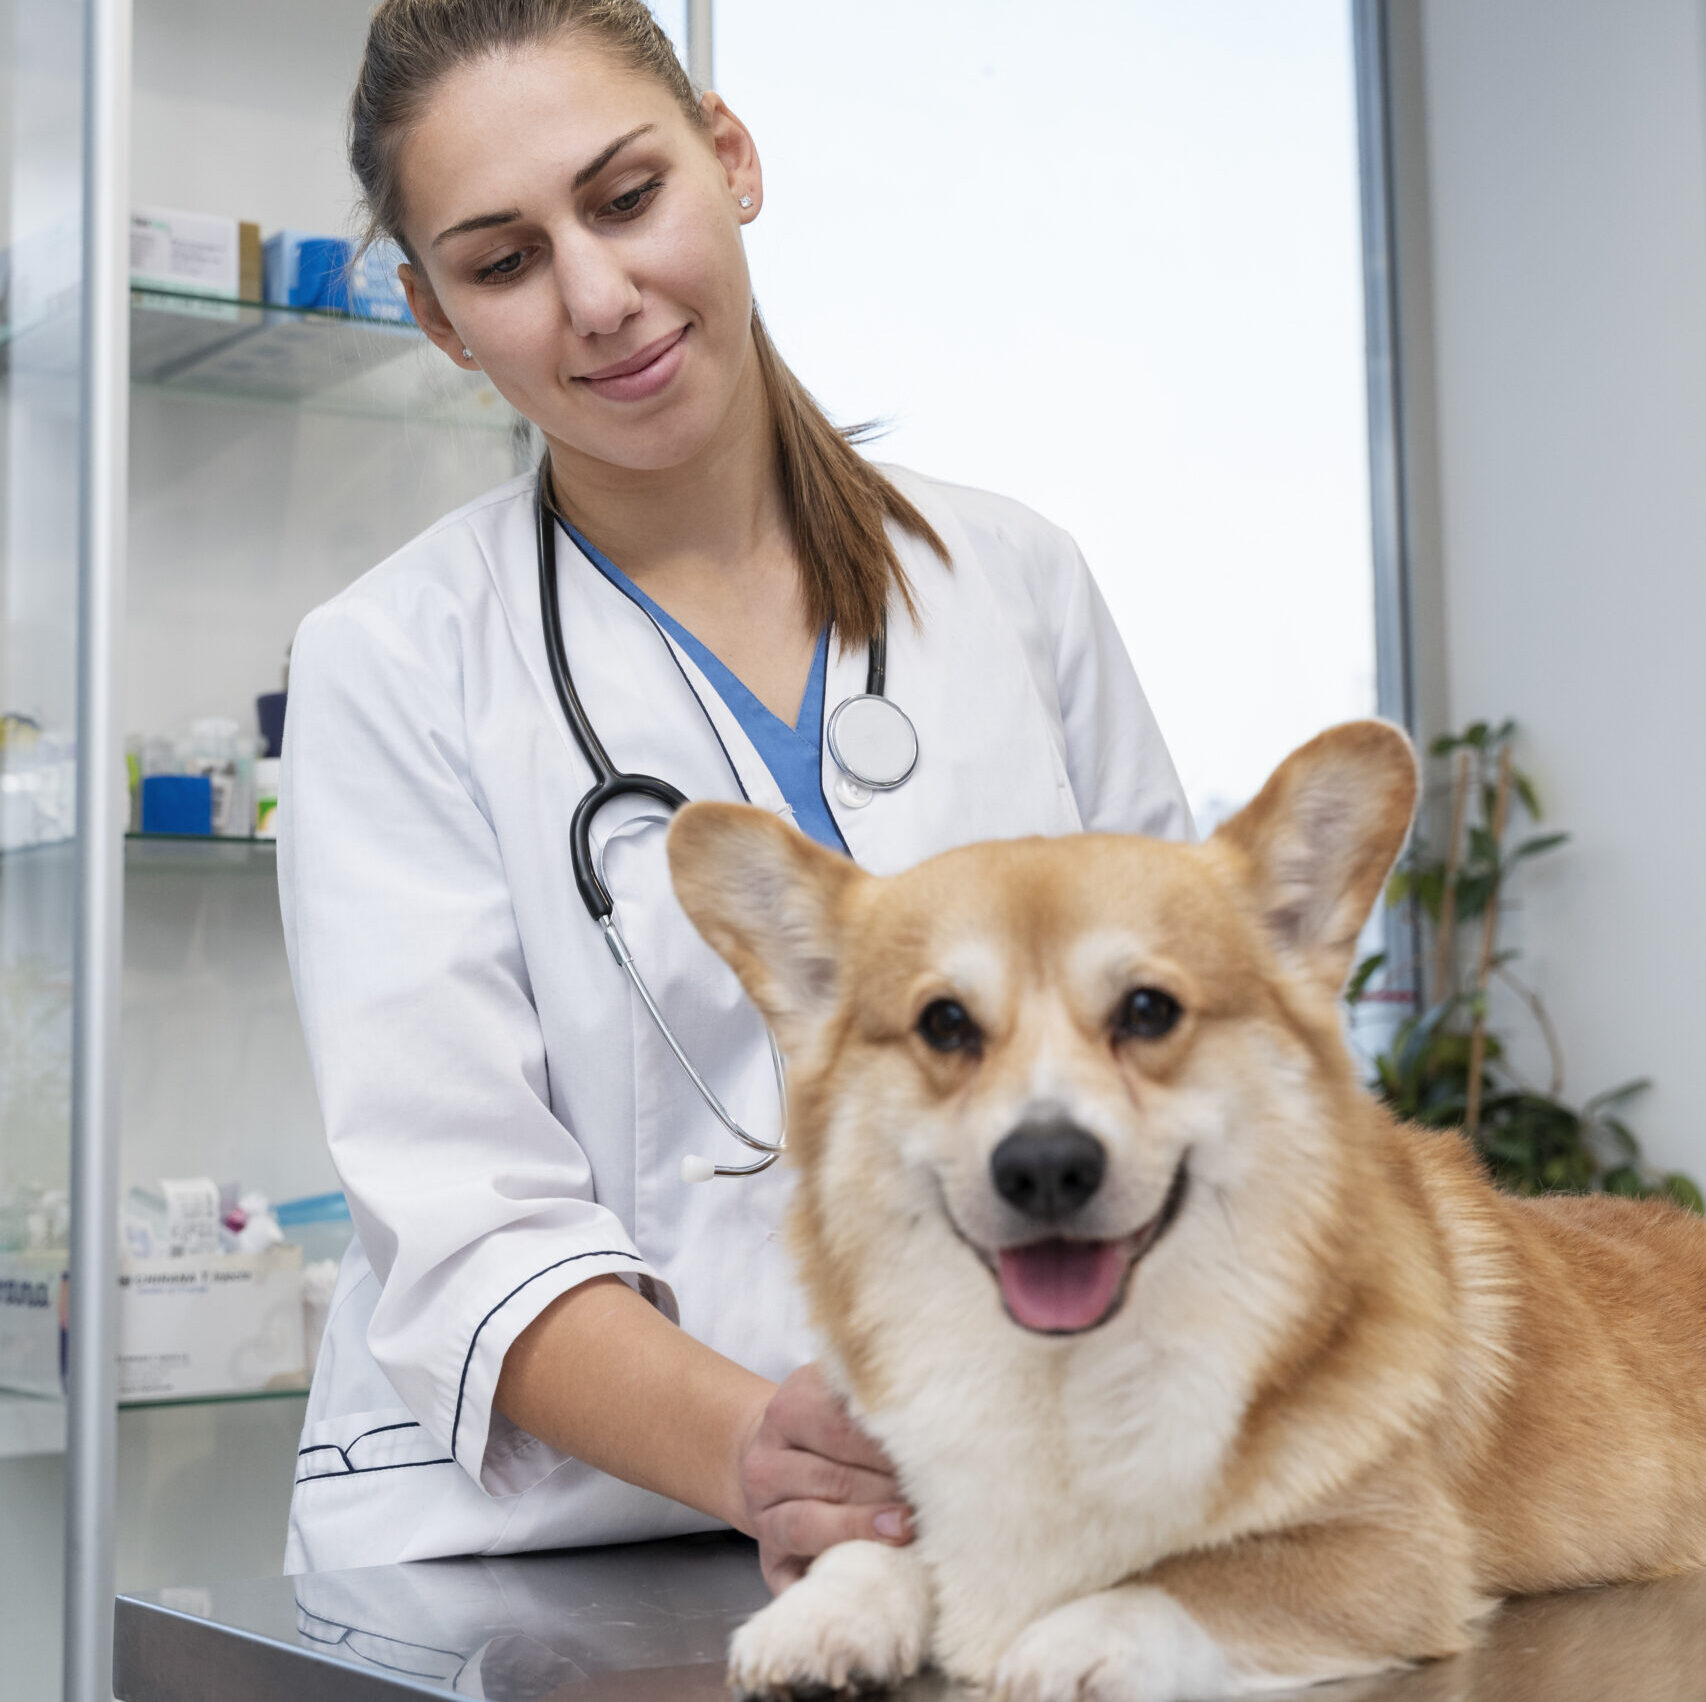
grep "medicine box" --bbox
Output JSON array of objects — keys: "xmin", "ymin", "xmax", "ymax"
[
  {"xmin": 263, "ymin": 231, "xmax": 353, "ymax": 312},
  {"xmin": 130, "ymin": 206, "xmax": 257, "ymax": 300},
  {"xmin": 350, "ymin": 240, "xmax": 414, "ymax": 323},
  {"xmin": 140, "ymin": 773, "xmax": 213, "ymax": 835},
  {"xmin": 263, "ymin": 231, "xmax": 413, "ymax": 322},
  {"xmin": 0, "ymin": 1246, "xmax": 307, "ymax": 1402},
  {"xmin": 119, "ymin": 1246, "xmax": 307, "ymax": 1401},
  {"xmin": 0, "ymin": 1251, "xmax": 68, "ymax": 1400}
]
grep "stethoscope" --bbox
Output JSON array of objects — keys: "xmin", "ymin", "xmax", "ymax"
[{"xmin": 535, "ymin": 465, "xmax": 919, "ymax": 1182}]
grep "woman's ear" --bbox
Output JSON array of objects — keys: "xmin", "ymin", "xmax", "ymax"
[
  {"xmin": 668, "ymin": 803, "xmax": 860, "ymax": 1053},
  {"xmin": 398, "ymin": 260, "xmax": 475, "ymax": 367},
  {"xmin": 699, "ymin": 92, "xmax": 762, "ymax": 221}
]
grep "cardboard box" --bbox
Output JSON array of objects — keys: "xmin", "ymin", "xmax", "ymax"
[
  {"xmin": 0, "ymin": 1246, "xmax": 307, "ymax": 1402},
  {"xmin": 350, "ymin": 240, "xmax": 413, "ymax": 323},
  {"xmin": 238, "ymin": 220, "xmax": 263, "ymax": 303},
  {"xmin": 263, "ymin": 230, "xmax": 352, "ymax": 311},
  {"xmin": 130, "ymin": 206, "xmax": 241, "ymax": 299},
  {"xmin": 0, "ymin": 1251, "xmax": 68, "ymax": 1399},
  {"xmin": 119, "ymin": 1245, "xmax": 306, "ymax": 1401}
]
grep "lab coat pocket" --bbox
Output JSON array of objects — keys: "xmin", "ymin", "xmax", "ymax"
[
  {"xmin": 296, "ymin": 1405, "xmax": 453, "ymax": 1483},
  {"xmin": 289, "ymin": 1404, "xmax": 498, "ymax": 1572}
]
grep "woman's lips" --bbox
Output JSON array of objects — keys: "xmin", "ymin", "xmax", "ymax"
[{"xmin": 577, "ymin": 327, "xmax": 689, "ymax": 402}]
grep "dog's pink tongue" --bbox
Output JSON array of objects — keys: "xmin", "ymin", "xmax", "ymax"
[{"xmin": 997, "ymin": 1239, "xmax": 1127, "ymax": 1333}]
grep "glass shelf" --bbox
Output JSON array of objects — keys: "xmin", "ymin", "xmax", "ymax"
[
  {"xmin": 2, "ymin": 284, "xmax": 517, "ymax": 430},
  {"xmin": 124, "ymin": 831, "xmax": 276, "ymax": 866},
  {"xmin": 0, "ymin": 1386, "xmax": 310, "ymax": 1460},
  {"xmin": 1, "ymin": 835, "xmax": 276, "ymax": 865},
  {"xmin": 0, "ymin": 1391, "xmax": 67, "ymax": 1460},
  {"xmin": 119, "ymin": 1385, "xmax": 309, "ymax": 1413},
  {"xmin": 0, "ymin": 835, "xmax": 76, "ymax": 861}
]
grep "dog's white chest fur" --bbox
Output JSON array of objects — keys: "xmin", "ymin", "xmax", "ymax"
[{"xmin": 855, "ymin": 1293, "xmax": 1247, "ymax": 1679}]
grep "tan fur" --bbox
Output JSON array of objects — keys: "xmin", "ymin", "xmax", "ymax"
[{"xmin": 668, "ymin": 722, "xmax": 1706, "ymax": 1700}]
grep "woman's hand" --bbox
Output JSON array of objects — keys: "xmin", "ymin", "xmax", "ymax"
[{"xmin": 734, "ymin": 1363, "xmax": 915, "ymax": 1593}]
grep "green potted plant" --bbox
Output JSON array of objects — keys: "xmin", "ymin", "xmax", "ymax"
[{"xmin": 1348, "ymin": 719, "xmax": 1701, "ymax": 1211}]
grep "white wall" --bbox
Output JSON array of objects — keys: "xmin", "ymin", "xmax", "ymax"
[{"xmin": 1410, "ymin": 0, "xmax": 1706, "ymax": 1177}]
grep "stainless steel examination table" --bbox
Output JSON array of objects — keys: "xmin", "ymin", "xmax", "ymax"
[{"xmin": 113, "ymin": 1531, "xmax": 1706, "ymax": 1702}]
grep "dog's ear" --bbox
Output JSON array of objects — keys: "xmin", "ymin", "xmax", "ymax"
[
  {"xmin": 1213, "ymin": 720, "xmax": 1418, "ymax": 994},
  {"xmin": 668, "ymin": 802, "xmax": 862, "ymax": 1051}
]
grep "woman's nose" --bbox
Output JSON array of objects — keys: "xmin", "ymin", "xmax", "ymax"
[{"xmin": 554, "ymin": 239, "xmax": 643, "ymax": 340}]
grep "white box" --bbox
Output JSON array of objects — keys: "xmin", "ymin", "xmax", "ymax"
[
  {"xmin": 0, "ymin": 1252, "xmax": 68, "ymax": 1399},
  {"xmin": 118, "ymin": 1246, "xmax": 306, "ymax": 1401},
  {"xmin": 0, "ymin": 1246, "xmax": 307, "ymax": 1401},
  {"xmin": 130, "ymin": 205, "xmax": 239, "ymax": 299}
]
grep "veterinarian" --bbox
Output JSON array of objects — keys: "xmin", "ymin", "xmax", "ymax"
[{"xmin": 280, "ymin": 0, "xmax": 1190, "ymax": 1583}]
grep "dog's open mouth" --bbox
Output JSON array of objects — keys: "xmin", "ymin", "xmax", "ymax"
[{"xmin": 993, "ymin": 1157, "xmax": 1190, "ymax": 1335}]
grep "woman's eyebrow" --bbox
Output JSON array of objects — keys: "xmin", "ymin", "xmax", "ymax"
[
  {"xmin": 571, "ymin": 123, "xmax": 655, "ymax": 190},
  {"xmin": 430, "ymin": 124, "xmax": 658, "ymax": 249}
]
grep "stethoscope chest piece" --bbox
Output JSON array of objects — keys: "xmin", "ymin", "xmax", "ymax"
[{"xmin": 827, "ymin": 693, "xmax": 919, "ymax": 797}]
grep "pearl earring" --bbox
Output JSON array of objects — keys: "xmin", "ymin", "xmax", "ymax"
[
  {"xmin": 461, "ymin": 347, "xmax": 473, "ymax": 361},
  {"xmin": 739, "ymin": 195, "xmax": 753, "ymax": 209}
]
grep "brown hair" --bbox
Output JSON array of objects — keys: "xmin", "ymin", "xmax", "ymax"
[{"xmin": 349, "ymin": 0, "xmax": 948, "ymax": 646}]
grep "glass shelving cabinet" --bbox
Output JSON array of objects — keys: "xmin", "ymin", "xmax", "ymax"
[
  {"xmin": 4, "ymin": 2, "xmax": 535, "ymax": 1695},
  {"xmin": 0, "ymin": 0, "xmax": 91, "ymax": 1695}
]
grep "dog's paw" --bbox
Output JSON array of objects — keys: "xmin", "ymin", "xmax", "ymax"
[
  {"xmin": 989, "ymin": 1586, "xmax": 1230, "ymax": 1702},
  {"xmin": 728, "ymin": 1540, "xmax": 932, "ymax": 1699}
]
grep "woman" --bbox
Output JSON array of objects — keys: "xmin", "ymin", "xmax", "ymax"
[{"xmin": 281, "ymin": 0, "xmax": 1189, "ymax": 1587}]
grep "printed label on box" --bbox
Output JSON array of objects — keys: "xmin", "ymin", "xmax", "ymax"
[
  {"xmin": 130, "ymin": 206, "xmax": 240, "ymax": 298},
  {"xmin": 0, "ymin": 1252, "xmax": 69, "ymax": 1399},
  {"xmin": 0, "ymin": 1246, "xmax": 307, "ymax": 1401},
  {"xmin": 118, "ymin": 1246, "xmax": 306, "ymax": 1400}
]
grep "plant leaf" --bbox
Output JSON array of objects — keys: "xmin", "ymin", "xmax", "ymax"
[
  {"xmin": 1663, "ymin": 1174, "xmax": 1705, "ymax": 1215},
  {"xmin": 1512, "ymin": 771, "xmax": 1542, "ymax": 818},
  {"xmin": 1345, "ymin": 953, "xmax": 1386, "ymax": 1005},
  {"xmin": 1597, "ymin": 1115, "xmax": 1640, "ymax": 1158},
  {"xmin": 1412, "ymin": 868, "xmax": 1446, "ymax": 921},
  {"xmin": 1453, "ymin": 872, "xmax": 1496, "ymax": 921},
  {"xmin": 1468, "ymin": 825, "xmax": 1502, "ymax": 866},
  {"xmin": 1582, "ymin": 1079, "xmax": 1652, "ymax": 1116},
  {"xmin": 1602, "ymin": 1165, "xmax": 1647, "ymax": 1199},
  {"xmin": 1513, "ymin": 832, "xmax": 1569, "ymax": 860}
]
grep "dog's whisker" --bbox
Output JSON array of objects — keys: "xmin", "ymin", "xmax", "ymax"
[{"xmin": 1210, "ymin": 1181, "xmax": 1246, "ymax": 1264}]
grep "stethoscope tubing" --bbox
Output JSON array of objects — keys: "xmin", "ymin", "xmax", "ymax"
[
  {"xmin": 537, "ymin": 466, "xmax": 787, "ymax": 1178},
  {"xmin": 535, "ymin": 461, "xmax": 911, "ymax": 1179}
]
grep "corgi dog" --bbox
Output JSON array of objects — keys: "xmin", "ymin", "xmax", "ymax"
[{"xmin": 666, "ymin": 721, "xmax": 1706, "ymax": 1702}]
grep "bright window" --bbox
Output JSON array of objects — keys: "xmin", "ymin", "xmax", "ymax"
[{"xmin": 718, "ymin": 0, "xmax": 1375, "ymax": 827}]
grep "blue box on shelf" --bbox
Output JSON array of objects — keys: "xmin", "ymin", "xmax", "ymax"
[
  {"xmin": 349, "ymin": 240, "xmax": 413, "ymax": 324},
  {"xmin": 140, "ymin": 774, "xmax": 212, "ymax": 835},
  {"xmin": 263, "ymin": 231, "xmax": 353, "ymax": 312}
]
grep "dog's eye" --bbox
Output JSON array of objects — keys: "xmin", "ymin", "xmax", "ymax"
[
  {"xmin": 917, "ymin": 998, "xmax": 981, "ymax": 1054},
  {"xmin": 1115, "ymin": 986, "xmax": 1182, "ymax": 1040}
]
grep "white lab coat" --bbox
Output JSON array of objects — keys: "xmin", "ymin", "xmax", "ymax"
[{"xmin": 278, "ymin": 464, "xmax": 1189, "ymax": 1574}]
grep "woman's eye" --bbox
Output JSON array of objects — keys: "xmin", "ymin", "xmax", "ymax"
[
  {"xmin": 606, "ymin": 179, "xmax": 663, "ymax": 219},
  {"xmin": 917, "ymin": 999, "xmax": 982, "ymax": 1055},
  {"xmin": 1114, "ymin": 986, "xmax": 1182, "ymax": 1041},
  {"xmin": 473, "ymin": 250, "xmax": 526, "ymax": 284}
]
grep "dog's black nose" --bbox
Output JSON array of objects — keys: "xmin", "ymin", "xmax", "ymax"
[{"xmin": 991, "ymin": 1121, "xmax": 1106, "ymax": 1221}]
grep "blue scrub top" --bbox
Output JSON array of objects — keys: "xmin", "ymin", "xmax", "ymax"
[{"xmin": 560, "ymin": 520, "xmax": 850, "ymax": 855}]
